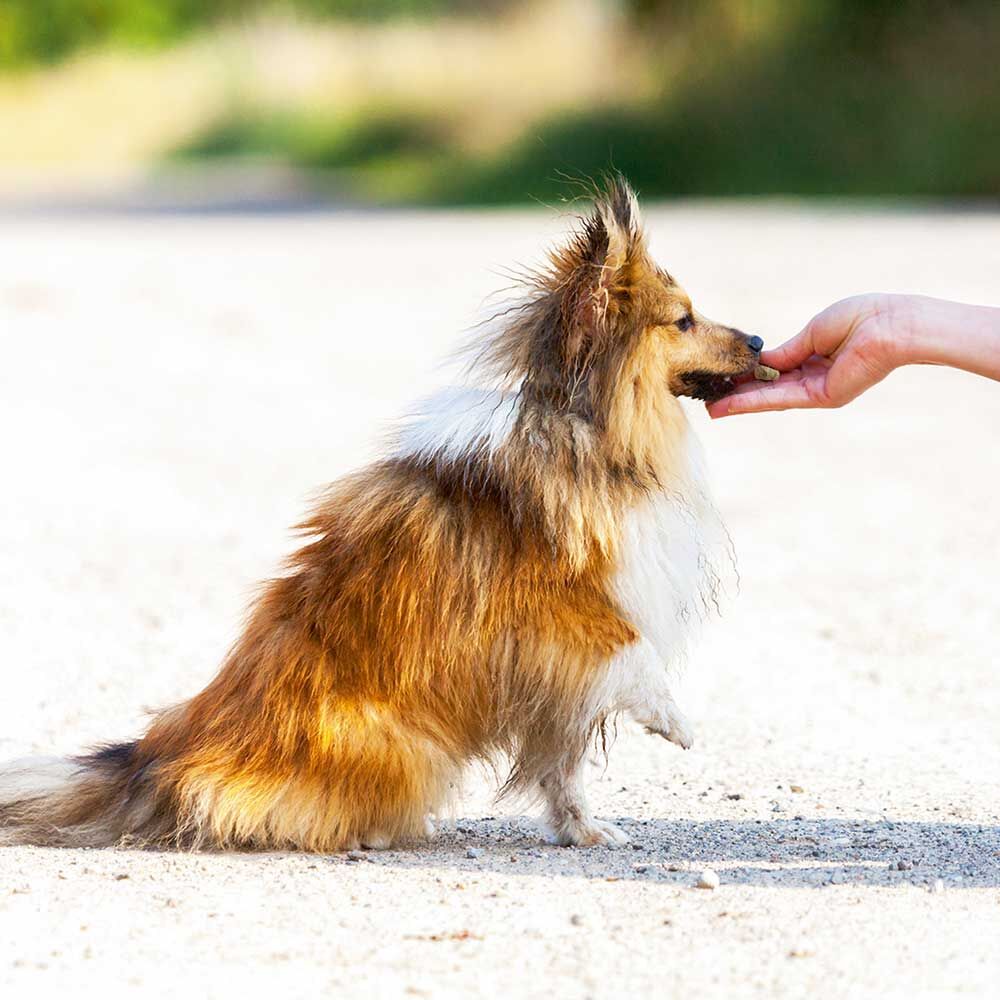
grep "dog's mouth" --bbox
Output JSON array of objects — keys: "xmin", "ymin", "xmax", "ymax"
[{"xmin": 675, "ymin": 369, "xmax": 749, "ymax": 403}]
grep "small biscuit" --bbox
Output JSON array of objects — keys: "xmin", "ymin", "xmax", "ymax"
[{"xmin": 754, "ymin": 365, "xmax": 780, "ymax": 382}]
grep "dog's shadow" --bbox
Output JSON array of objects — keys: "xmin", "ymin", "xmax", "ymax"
[{"xmin": 354, "ymin": 816, "xmax": 1000, "ymax": 889}]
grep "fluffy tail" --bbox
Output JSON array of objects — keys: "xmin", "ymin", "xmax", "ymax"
[{"xmin": 0, "ymin": 742, "xmax": 172, "ymax": 848}]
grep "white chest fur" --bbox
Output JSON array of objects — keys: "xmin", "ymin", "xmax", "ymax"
[
  {"xmin": 612, "ymin": 462, "xmax": 728, "ymax": 674},
  {"xmin": 398, "ymin": 387, "xmax": 729, "ymax": 675}
]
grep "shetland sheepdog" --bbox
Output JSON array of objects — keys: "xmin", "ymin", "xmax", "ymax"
[{"xmin": 0, "ymin": 176, "xmax": 761, "ymax": 851}]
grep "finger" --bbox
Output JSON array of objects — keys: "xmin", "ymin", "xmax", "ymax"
[
  {"xmin": 758, "ymin": 346, "xmax": 806, "ymax": 371},
  {"xmin": 758, "ymin": 331, "xmax": 820, "ymax": 372},
  {"xmin": 822, "ymin": 351, "xmax": 891, "ymax": 406},
  {"xmin": 706, "ymin": 377, "xmax": 824, "ymax": 417},
  {"xmin": 711, "ymin": 369, "xmax": 806, "ymax": 398},
  {"xmin": 762, "ymin": 301, "xmax": 855, "ymax": 370}
]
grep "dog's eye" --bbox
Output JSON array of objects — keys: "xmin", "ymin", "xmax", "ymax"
[{"xmin": 675, "ymin": 314, "xmax": 694, "ymax": 332}]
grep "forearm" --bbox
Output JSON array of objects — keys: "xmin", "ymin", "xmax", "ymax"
[{"xmin": 896, "ymin": 295, "xmax": 1000, "ymax": 381}]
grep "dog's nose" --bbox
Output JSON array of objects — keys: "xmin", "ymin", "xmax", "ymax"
[{"xmin": 747, "ymin": 335, "xmax": 764, "ymax": 353}]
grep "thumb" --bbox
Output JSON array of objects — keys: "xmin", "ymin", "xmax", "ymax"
[{"xmin": 765, "ymin": 300, "xmax": 862, "ymax": 371}]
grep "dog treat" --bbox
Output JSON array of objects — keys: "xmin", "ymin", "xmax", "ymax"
[{"xmin": 754, "ymin": 364, "xmax": 780, "ymax": 382}]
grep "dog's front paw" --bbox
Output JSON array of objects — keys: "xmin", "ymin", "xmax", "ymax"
[
  {"xmin": 551, "ymin": 817, "xmax": 629, "ymax": 848},
  {"xmin": 665, "ymin": 715, "xmax": 694, "ymax": 750},
  {"xmin": 644, "ymin": 711, "xmax": 694, "ymax": 750}
]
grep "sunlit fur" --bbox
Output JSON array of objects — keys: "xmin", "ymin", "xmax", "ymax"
[{"xmin": 0, "ymin": 176, "xmax": 761, "ymax": 852}]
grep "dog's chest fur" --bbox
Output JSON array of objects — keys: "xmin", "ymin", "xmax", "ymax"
[
  {"xmin": 398, "ymin": 387, "xmax": 723, "ymax": 669},
  {"xmin": 612, "ymin": 460, "xmax": 723, "ymax": 670}
]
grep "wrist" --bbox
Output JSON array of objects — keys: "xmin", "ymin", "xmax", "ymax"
[
  {"xmin": 853, "ymin": 294, "xmax": 919, "ymax": 372},
  {"xmin": 891, "ymin": 295, "xmax": 1000, "ymax": 380},
  {"xmin": 889, "ymin": 296, "xmax": 969, "ymax": 364}
]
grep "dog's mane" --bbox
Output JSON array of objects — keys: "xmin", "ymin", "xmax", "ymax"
[
  {"xmin": 464, "ymin": 174, "xmax": 645, "ymax": 408},
  {"xmin": 419, "ymin": 175, "xmax": 694, "ymax": 567}
]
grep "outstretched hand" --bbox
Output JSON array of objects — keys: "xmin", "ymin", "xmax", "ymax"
[{"xmin": 707, "ymin": 295, "xmax": 901, "ymax": 418}]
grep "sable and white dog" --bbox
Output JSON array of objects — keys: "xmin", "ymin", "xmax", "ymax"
[{"xmin": 0, "ymin": 176, "xmax": 761, "ymax": 852}]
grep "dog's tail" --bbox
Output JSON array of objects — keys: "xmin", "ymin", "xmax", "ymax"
[{"xmin": 0, "ymin": 742, "xmax": 174, "ymax": 848}]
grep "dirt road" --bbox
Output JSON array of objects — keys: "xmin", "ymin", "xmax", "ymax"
[{"xmin": 1, "ymin": 203, "xmax": 997, "ymax": 998}]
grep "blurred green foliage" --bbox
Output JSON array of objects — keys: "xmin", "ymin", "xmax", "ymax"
[
  {"xmin": 4, "ymin": 0, "xmax": 999, "ymax": 199},
  {"xmin": 2, "ymin": 1, "xmax": 217, "ymax": 66},
  {"xmin": 173, "ymin": 0, "xmax": 1000, "ymax": 200},
  {"xmin": 174, "ymin": 108, "xmax": 450, "ymax": 169},
  {"xmin": 0, "ymin": 0, "xmax": 464, "ymax": 67},
  {"xmin": 456, "ymin": 1, "xmax": 1000, "ymax": 199}
]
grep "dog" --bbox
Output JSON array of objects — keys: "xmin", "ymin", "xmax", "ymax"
[{"xmin": 0, "ymin": 176, "xmax": 761, "ymax": 851}]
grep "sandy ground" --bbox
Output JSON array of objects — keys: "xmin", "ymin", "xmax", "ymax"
[{"xmin": 0, "ymin": 203, "xmax": 998, "ymax": 999}]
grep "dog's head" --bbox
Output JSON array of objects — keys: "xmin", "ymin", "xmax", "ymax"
[
  {"xmin": 484, "ymin": 176, "xmax": 761, "ymax": 415},
  {"xmin": 557, "ymin": 176, "xmax": 761, "ymax": 408}
]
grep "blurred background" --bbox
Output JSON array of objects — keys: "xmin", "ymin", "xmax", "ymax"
[
  {"xmin": 3, "ymin": 8, "xmax": 1000, "ymax": 996},
  {"xmin": 2, "ymin": 0, "xmax": 999, "ymax": 207}
]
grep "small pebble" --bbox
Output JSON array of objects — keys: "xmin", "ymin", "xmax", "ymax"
[
  {"xmin": 346, "ymin": 850, "xmax": 366, "ymax": 862},
  {"xmin": 465, "ymin": 847, "xmax": 482, "ymax": 859},
  {"xmin": 897, "ymin": 859, "xmax": 913, "ymax": 871},
  {"xmin": 755, "ymin": 364, "xmax": 780, "ymax": 381},
  {"xmin": 789, "ymin": 785, "xmax": 804, "ymax": 794},
  {"xmin": 696, "ymin": 869, "xmax": 720, "ymax": 890},
  {"xmin": 569, "ymin": 914, "xmax": 584, "ymax": 926}
]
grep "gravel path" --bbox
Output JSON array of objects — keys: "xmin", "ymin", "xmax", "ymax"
[{"xmin": 1, "ymin": 204, "xmax": 998, "ymax": 999}]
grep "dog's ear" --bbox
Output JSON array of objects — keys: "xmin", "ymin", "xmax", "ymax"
[
  {"xmin": 558, "ymin": 175, "xmax": 645, "ymax": 365},
  {"xmin": 595, "ymin": 174, "xmax": 643, "ymax": 279}
]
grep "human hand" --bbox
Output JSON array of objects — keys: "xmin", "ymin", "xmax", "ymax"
[{"xmin": 707, "ymin": 294, "xmax": 904, "ymax": 417}]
